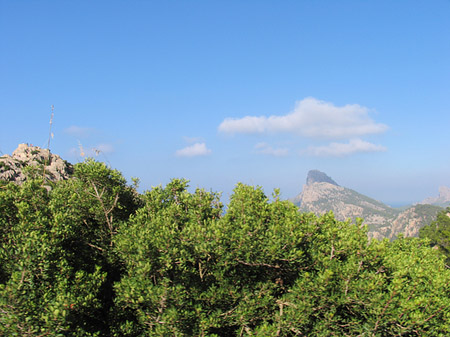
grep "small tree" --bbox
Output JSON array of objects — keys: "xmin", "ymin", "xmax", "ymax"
[
  {"xmin": 420, "ymin": 207, "xmax": 450, "ymax": 263},
  {"xmin": 0, "ymin": 179, "xmax": 105, "ymax": 336},
  {"xmin": 0, "ymin": 159, "xmax": 142, "ymax": 336}
]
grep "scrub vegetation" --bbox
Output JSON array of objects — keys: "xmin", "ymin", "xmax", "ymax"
[{"xmin": 1, "ymin": 159, "xmax": 450, "ymax": 336}]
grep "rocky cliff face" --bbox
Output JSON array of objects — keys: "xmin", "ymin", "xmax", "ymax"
[
  {"xmin": 389, "ymin": 204, "xmax": 443, "ymax": 239},
  {"xmin": 0, "ymin": 144, "xmax": 73, "ymax": 185},
  {"xmin": 291, "ymin": 170, "xmax": 443, "ymax": 240}
]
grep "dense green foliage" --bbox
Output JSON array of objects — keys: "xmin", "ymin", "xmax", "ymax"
[
  {"xmin": 420, "ymin": 207, "xmax": 450, "ymax": 264},
  {"xmin": 1, "ymin": 159, "xmax": 450, "ymax": 336}
]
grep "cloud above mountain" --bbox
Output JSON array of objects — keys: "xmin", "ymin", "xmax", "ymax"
[
  {"xmin": 304, "ymin": 138, "xmax": 387, "ymax": 157},
  {"xmin": 219, "ymin": 97, "xmax": 388, "ymax": 157},
  {"xmin": 175, "ymin": 142, "xmax": 212, "ymax": 157},
  {"xmin": 218, "ymin": 97, "xmax": 387, "ymax": 139}
]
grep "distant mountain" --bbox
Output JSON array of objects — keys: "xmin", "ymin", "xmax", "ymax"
[
  {"xmin": 291, "ymin": 170, "xmax": 443, "ymax": 240},
  {"xmin": 418, "ymin": 186, "xmax": 450, "ymax": 208}
]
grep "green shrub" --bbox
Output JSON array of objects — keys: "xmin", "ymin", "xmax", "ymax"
[{"xmin": 1, "ymin": 162, "xmax": 450, "ymax": 336}]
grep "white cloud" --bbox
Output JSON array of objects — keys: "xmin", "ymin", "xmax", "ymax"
[
  {"xmin": 303, "ymin": 138, "xmax": 387, "ymax": 157},
  {"xmin": 175, "ymin": 142, "xmax": 212, "ymax": 157},
  {"xmin": 218, "ymin": 97, "xmax": 388, "ymax": 139},
  {"xmin": 255, "ymin": 142, "xmax": 289, "ymax": 157},
  {"xmin": 64, "ymin": 126, "xmax": 96, "ymax": 138}
]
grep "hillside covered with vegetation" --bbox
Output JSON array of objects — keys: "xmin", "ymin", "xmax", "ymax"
[{"xmin": 1, "ymin": 159, "xmax": 450, "ymax": 336}]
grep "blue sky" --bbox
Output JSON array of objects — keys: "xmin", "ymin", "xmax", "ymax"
[{"xmin": 1, "ymin": 0, "xmax": 449, "ymax": 206}]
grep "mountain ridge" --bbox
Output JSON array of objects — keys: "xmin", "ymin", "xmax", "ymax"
[{"xmin": 292, "ymin": 170, "xmax": 444, "ymax": 239}]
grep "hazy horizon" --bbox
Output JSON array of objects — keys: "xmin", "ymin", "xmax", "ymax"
[{"xmin": 1, "ymin": 1, "xmax": 449, "ymax": 206}]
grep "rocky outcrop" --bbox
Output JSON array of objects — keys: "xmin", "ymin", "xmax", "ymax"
[
  {"xmin": 389, "ymin": 204, "xmax": 443, "ymax": 239},
  {"xmin": 0, "ymin": 144, "xmax": 73, "ymax": 185}
]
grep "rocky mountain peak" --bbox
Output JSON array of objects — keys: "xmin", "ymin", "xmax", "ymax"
[
  {"xmin": 0, "ymin": 143, "xmax": 73, "ymax": 185},
  {"xmin": 306, "ymin": 170, "xmax": 339, "ymax": 186},
  {"xmin": 438, "ymin": 186, "xmax": 450, "ymax": 200},
  {"xmin": 291, "ymin": 169, "xmax": 443, "ymax": 240},
  {"xmin": 418, "ymin": 186, "xmax": 450, "ymax": 207}
]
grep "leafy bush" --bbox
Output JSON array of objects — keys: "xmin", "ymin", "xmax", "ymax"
[
  {"xmin": 420, "ymin": 207, "xmax": 450, "ymax": 263},
  {"xmin": 114, "ymin": 182, "xmax": 450, "ymax": 336}
]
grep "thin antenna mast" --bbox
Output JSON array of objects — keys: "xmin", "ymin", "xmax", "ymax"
[
  {"xmin": 42, "ymin": 105, "xmax": 54, "ymax": 185},
  {"xmin": 47, "ymin": 105, "xmax": 54, "ymax": 151}
]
